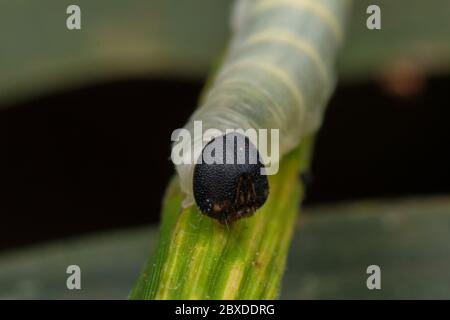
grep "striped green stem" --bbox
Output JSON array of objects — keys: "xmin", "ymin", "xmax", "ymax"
[
  {"xmin": 130, "ymin": 140, "xmax": 313, "ymax": 299},
  {"xmin": 130, "ymin": 0, "xmax": 351, "ymax": 299}
]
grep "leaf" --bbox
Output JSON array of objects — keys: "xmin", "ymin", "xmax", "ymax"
[
  {"xmin": 0, "ymin": 228, "xmax": 156, "ymax": 299},
  {"xmin": 339, "ymin": 0, "xmax": 450, "ymax": 82},
  {"xmin": 2, "ymin": 0, "xmax": 450, "ymax": 106},
  {"xmin": 282, "ymin": 197, "xmax": 450, "ymax": 299},
  {"xmin": 1, "ymin": 196, "xmax": 450, "ymax": 299},
  {"xmin": 0, "ymin": 0, "xmax": 231, "ymax": 107},
  {"xmin": 130, "ymin": 141, "xmax": 314, "ymax": 299}
]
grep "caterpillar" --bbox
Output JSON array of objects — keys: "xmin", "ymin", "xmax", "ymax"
[{"xmin": 171, "ymin": 0, "xmax": 351, "ymax": 224}]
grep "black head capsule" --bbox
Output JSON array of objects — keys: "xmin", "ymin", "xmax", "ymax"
[{"xmin": 193, "ymin": 132, "xmax": 269, "ymax": 224}]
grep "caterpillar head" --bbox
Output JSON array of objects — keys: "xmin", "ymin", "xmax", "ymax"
[{"xmin": 193, "ymin": 132, "xmax": 269, "ymax": 225}]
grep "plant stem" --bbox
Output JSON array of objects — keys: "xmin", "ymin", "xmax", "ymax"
[{"xmin": 130, "ymin": 137, "xmax": 314, "ymax": 299}]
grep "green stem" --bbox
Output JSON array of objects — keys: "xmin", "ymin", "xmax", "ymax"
[{"xmin": 130, "ymin": 137, "xmax": 314, "ymax": 299}]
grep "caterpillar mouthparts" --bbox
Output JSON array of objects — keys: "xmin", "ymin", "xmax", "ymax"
[{"xmin": 193, "ymin": 132, "xmax": 269, "ymax": 225}]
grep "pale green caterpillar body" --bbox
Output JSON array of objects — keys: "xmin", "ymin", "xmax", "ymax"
[{"xmin": 173, "ymin": 0, "xmax": 351, "ymax": 210}]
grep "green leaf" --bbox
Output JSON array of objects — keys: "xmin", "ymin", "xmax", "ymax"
[
  {"xmin": 2, "ymin": 0, "xmax": 450, "ymax": 106},
  {"xmin": 130, "ymin": 140, "xmax": 314, "ymax": 299},
  {"xmin": 339, "ymin": 0, "xmax": 450, "ymax": 81},
  {"xmin": 1, "ymin": 196, "xmax": 450, "ymax": 299},
  {"xmin": 283, "ymin": 197, "xmax": 450, "ymax": 299},
  {"xmin": 0, "ymin": 0, "xmax": 231, "ymax": 107},
  {"xmin": 0, "ymin": 228, "xmax": 157, "ymax": 299}
]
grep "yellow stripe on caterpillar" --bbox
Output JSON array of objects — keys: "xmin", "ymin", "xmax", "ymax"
[
  {"xmin": 253, "ymin": 0, "xmax": 343, "ymax": 43},
  {"xmin": 204, "ymin": 78, "xmax": 287, "ymax": 126},
  {"xmin": 215, "ymin": 59, "xmax": 305, "ymax": 116},
  {"xmin": 241, "ymin": 28, "xmax": 330, "ymax": 86}
]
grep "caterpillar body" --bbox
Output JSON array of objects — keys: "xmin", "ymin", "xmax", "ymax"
[{"xmin": 172, "ymin": 0, "xmax": 351, "ymax": 224}]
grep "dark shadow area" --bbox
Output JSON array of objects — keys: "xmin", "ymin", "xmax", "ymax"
[
  {"xmin": 0, "ymin": 78, "xmax": 200, "ymax": 251},
  {"xmin": 0, "ymin": 74, "xmax": 449, "ymax": 251},
  {"xmin": 308, "ymin": 74, "xmax": 450, "ymax": 203}
]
